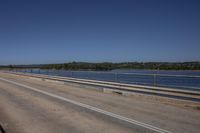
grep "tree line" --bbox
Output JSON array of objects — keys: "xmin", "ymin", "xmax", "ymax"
[{"xmin": 2, "ymin": 61, "xmax": 199, "ymax": 70}]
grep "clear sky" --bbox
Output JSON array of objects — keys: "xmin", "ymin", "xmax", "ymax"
[{"xmin": 0, "ymin": 0, "xmax": 200, "ymax": 65}]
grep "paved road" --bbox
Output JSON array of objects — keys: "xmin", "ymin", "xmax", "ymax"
[{"xmin": 0, "ymin": 72, "xmax": 200, "ymax": 133}]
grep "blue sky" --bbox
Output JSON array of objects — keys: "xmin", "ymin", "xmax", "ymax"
[{"xmin": 0, "ymin": 0, "xmax": 200, "ymax": 65}]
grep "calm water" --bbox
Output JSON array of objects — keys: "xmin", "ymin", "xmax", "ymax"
[{"xmin": 16, "ymin": 69, "xmax": 200, "ymax": 91}]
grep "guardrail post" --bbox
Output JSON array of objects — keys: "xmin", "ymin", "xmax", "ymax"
[
  {"xmin": 73, "ymin": 71, "xmax": 76, "ymax": 78},
  {"xmin": 115, "ymin": 73, "xmax": 118, "ymax": 82},
  {"xmin": 153, "ymin": 74, "xmax": 157, "ymax": 86},
  {"xmin": 71, "ymin": 71, "xmax": 73, "ymax": 77},
  {"xmin": 86, "ymin": 71, "xmax": 89, "ymax": 79}
]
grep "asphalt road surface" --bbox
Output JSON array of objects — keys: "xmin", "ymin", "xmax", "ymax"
[{"xmin": 0, "ymin": 72, "xmax": 200, "ymax": 133}]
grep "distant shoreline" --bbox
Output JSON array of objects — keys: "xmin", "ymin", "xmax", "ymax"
[{"xmin": 1, "ymin": 61, "xmax": 200, "ymax": 71}]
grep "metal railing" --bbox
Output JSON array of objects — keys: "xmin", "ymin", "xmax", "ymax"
[{"xmin": 12, "ymin": 69, "xmax": 200, "ymax": 91}]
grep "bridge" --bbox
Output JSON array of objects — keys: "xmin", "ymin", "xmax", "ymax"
[{"xmin": 0, "ymin": 71, "xmax": 200, "ymax": 133}]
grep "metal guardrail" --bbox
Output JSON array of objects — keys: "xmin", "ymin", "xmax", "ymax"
[
  {"xmin": 5, "ymin": 71, "xmax": 200, "ymax": 102},
  {"xmin": 11, "ymin": 69, "xmax": 200, "ymax": 91}
]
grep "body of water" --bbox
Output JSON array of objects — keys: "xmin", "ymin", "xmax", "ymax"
[{"xmin": 16, "ymin": 69, "xmax": 200, "ymax": 91}]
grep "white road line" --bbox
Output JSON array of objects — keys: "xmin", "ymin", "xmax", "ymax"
[{"xmin": 0, "ymin": 77, "xmax": 172, "ymax": 133}]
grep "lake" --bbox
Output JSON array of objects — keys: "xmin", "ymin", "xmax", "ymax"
[{"xmin": 16, "ymin": 69, "xmax": 200, "ymax": 91}]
